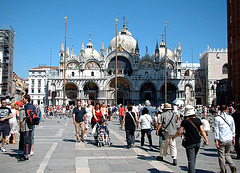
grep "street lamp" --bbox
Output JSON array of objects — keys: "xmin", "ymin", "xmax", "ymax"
[
  {"xmin": 63, "ymin": 16, "xmax": 67, "ymax": 106},
  {"xmin": 115, "ymin": 18, "xmax": 118, "ymax": 106}
]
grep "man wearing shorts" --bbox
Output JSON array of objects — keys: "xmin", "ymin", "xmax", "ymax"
[{"xmin": 0, "ymin": 99, "xmax": 13, "ymax": 152}]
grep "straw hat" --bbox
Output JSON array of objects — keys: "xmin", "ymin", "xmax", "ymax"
[
  {"xmin": 163, "ymin": 103, "xmax": 172, "ymax": 110},
  {"xmin": 184, "ymin": 105, "xmax": 195, "ymax": 117}
]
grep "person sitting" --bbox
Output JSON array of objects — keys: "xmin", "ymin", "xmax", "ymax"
[{"xmin": 99, "ymin": 120, "xmax": 109, "ymax": 145}]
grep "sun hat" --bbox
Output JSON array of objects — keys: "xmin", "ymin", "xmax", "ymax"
[
  {"xmin": 163, "ymin": 103, "xmax": 172, "ymax": 110},
  {"xmin": 15, "ymin": 101, "xmax": 23, "ymax": 107},
  {"xmin": 184, "ymin": 105, "xmax": 195, "ymax": 117}
]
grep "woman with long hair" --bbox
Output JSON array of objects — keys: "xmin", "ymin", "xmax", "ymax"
[{"xmin": 92, "ymin": 103, "xmax": 106, "ymax": 128}]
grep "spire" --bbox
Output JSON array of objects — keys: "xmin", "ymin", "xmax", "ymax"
[
  {"xmin": 135, "ymin": 40, "xmax": 139, "ymax": 55},
  {"xmin": 155, "ymin": 40, "xmax": 159, "ymax": 52},
  {"xmin": 81, "ymin": 41, "xmax": 84, "ymax": 50},
  {"xmin": 100, "ymin": 41, "xmax": 105, "ymax": 51},
  {"xmin": 177, "ymin": 41, "xmax": 181, "ymax": 51},
  {"xmin": 173, "ymin": 46, "xmax": 177, "ymax": 54},
  {"xmin": 60, "ymin": 42, "xmax": 64, "ymax": 52},
  {"xmin": 71, "ymin": 47, "xmax": 74, "ymax": 55},
  {"xmin": 67, "ymin": 46, "xmax": 70, "ymax": 55}
]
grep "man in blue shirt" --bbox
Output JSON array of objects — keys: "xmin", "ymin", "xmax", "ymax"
[
  {"xmin": 214, "ymin": 104, "xmax": 236, "ymax": 173},
  {"xmin": 140, "ymin": 100, "xmax": 156, "ymax": 118}
]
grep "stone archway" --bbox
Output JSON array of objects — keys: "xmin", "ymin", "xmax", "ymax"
[
  {"xmin": 140, "ymin": 83, "xmax": 156, "ymax": 106},
  {"xmin": 161, "ymin": 83, "xmax": 177, "ymax": 104},
  {"xmin": 65, "ymin": 83, "xmax": 78, "ymax": 105},
  {"xmin": 109, "ymin": 78, "xmax": 131, "ymax": 105},
  {"xmin": 83, "ymin": 82, "xmax": 99, "ymax": 105}
]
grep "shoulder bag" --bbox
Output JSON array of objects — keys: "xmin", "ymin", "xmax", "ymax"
[
  {"xmin": 159, "ymin": 112, "xmax": 175, "ymax": 140},
  {"xmin": 182, "ymin": 119, "xmax": 200, "ymax": 148}
]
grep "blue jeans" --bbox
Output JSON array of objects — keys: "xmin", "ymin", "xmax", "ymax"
[
  {"xmin": 186, "ymin": 143, "xmax": 200, "ymax": 173},
  {"xmin": 125, "ymin": 129, "xmax": 135, "ymax": 147},
  {"xmin": 119, "ymin": 116, "xmax": 123, "ymax": 125}
]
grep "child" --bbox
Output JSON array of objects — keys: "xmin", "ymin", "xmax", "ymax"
[{"xmin": 99, "ymin": 120, "xmax": 109, "ymax": 145}]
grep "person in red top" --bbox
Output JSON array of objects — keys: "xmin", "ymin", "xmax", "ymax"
[
  {"xmin": 119, "ymin": 104, "xmax": 125, "ymax": 125},
  {"xmin": 92, "ymin": 103, "xmax": 106, "ymax": 128}
]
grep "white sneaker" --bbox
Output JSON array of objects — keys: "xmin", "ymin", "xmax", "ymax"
[
  {"xmin": 1, "ymin": 147, "xmax": 6, "ymax": 152},
  {"xmin": 83, "ymin": 134, "xmax": 87, "ymax": 138},
  {"xmin": 29, "ymin": 151, "xmax": 34, "ymax": 156}
]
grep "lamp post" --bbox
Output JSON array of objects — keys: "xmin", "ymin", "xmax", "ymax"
[
  {"xmin": 115, "ymin": 18, "xmax": 118, "ymax": 106},
  {"xmin": 164, "ymin": 20, "xmax": 167, "ymax": 103},
  {"xmin": 63, "ymin": 16, "xmax": 67, "ymax": 106}
]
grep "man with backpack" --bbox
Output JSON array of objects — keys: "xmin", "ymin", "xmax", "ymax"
[
  {"xmin": 23, "ymin": 95, "xmax": 37, "ymax": 157},
  {"xmin": 16, "ymin": 100, "xmax": 32, "ymax": 162}
]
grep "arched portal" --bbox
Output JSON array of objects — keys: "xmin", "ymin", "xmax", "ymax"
[
  {"xmin": 65, "ymin": 83, "xmax": 78, "ymax": 105},
  {"xmin": 161, "ymin": 83, "xmax": 177, "ymax": 104},
  {"xmin": 108, "ymin": 56, "xmax": 133, "ymax": 76},
  {"xmin": 140, "ymin": 83, "xmax": 156, "ymax": 106},
  {"xmin": 109, "ymin": 78, "xmax": 131, "ymax": 105},
  {"xmin": 83, "ymin": 82, "xmax": 99, "ymax": 105}
]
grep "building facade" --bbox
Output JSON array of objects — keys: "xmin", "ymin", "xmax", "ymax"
[
  {"xmin": 199, "ymin": 46, "xmax": 228, "ymax": 106},
  {"xmin": 228, "ymin": 0, "xmax": 240, "ymax": 103},
  {"xmin": 29, "ymin": 25, "xmax": 199, "ymax": 106},
  {"xmin": 0, "ymin": 27, "xmax": 15, "ymax": 98}
]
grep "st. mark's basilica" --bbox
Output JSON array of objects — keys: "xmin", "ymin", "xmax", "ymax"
[
  {"xmin": 28, "ymin": 20, "xmax": 228, "ymax": 107},
  {"xmin": 45, "ymin": 22, "xmax": 198, "ymax": 106}
]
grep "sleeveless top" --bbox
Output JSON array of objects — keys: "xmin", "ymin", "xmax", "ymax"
[
  {"xmin": 125, "ymin": 112, "xmax": 136, "ymax": 130},
  {"xmin": 86, "ymin": 106, "xmax": 93, "ymax": 118},
  {"xmin": 93, "ymin": 109, "xmax": 102, "ymax": 122}
]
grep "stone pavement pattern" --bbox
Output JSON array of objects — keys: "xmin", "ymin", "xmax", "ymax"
[{"xmin": 0, "ymin": 118, "xmax": 240, "ymax": 173}]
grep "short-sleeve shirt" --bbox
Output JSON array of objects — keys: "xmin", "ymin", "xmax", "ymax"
[
  {"xmin": 73, "ymin": 107, "xmax": 86, "ymax": 122},
  {"xmin": 19, "ymin": 109, "xmax": 32, "ymax": 132},
  {"xmin": 159, "ymin": 111, "xmax": 178, "ymax": 135},
  {"xmin": 0, "ymin": 107, "xmax": 12, "ymax": 124},
  {"xmin": 181, "ymin": 118, "xmax": 202, "ymax": 145}
]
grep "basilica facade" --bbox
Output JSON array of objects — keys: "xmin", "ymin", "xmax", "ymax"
[{"xmin": 43, "ymin": 25, "xmax": 197, "ymax": 106}]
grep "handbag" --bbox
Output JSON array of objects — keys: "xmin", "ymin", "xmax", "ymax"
[{"xmin": 181, "ymin": 135, "xmax": 187, "ymax": 148}]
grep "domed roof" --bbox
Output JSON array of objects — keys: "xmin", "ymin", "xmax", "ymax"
[
  {"xmin": 108, "ymin": 28, "xmax": 137, "ymax": 53},
  {"xmin": 152, "ymin": 46, "xmax": 174, "ymax": 61},
  {"xmin": 84, "ymin": 41, "xmax": 100, "ymax": 61}
]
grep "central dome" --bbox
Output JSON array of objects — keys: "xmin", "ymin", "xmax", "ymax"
[{"xmin": 108, "ymin": 28, "xmax": 137, "ymax": 53}]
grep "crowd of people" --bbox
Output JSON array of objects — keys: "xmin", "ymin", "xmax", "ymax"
[{"xmin": 0, "ymin": 97, "xmax": 239, "ymax": 173}]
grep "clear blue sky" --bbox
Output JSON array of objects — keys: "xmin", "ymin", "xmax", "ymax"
[{"xmin": 1, "ymin": 0, "xmax": 227, "ymax": 79}]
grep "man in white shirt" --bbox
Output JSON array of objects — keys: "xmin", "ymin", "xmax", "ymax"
[{"xmin": 214, "ymin": 105, "xmax": 236, "ymax": 173}]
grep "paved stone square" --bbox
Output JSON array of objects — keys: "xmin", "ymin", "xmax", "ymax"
[{"xmin": 0, "ymin": 118, "xmax": 239, "ymax": 173}]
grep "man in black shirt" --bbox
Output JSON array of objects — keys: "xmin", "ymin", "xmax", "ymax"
[
  {"xmin": 0, "ymin": 99, "xmax": 13, "ymax": 152},
  {"xmin": 73, "ymin": 100, "xmax": 87, "ymax": 142}
]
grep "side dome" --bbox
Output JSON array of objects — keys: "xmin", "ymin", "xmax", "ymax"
[
  {"xmin": 84, "ymin": 42, "xmax": 101, "ymax": 61},
  {"xmin": 108, "ymin": 28, "xmax": 137, "ymax": 53},
  {"xmin": 152, "ymin": 41, "xmax": 174, "ymax": 60}
]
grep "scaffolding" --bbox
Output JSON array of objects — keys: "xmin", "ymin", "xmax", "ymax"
[{"xmin": 0, "ymin": 26, "xmax": 15, "ymax": 97}]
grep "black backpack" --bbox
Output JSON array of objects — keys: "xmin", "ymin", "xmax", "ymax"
[{"xmin": 26, "ymin": 109, "xmax": 40, "ymax": 126}]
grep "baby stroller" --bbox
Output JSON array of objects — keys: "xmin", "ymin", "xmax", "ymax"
[{"xmin": 92, "ymin": 121, "xmax": 112, "ymax": 147}]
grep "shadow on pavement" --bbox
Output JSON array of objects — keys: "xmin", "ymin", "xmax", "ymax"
[
  {"xmin": 199, "ymin": 152, "xmax": 218, "ymax": 157},
  {"xmin": 62, "ymin": 139, "xmax": 76, "ymax": 143},
  {"xmin": 3, "ymin": 149, "xmax": 22, "ymax": 159},
  {"xmin": 202, "ymin": 148, "xmax": 217, "ymax": 152},
  {"xmin": 137, "ymin": 154, "xmax": 157, "ymax": 161},
  {"xmin": 180, "ymin": 165, "xmax": 215, "ymax": 173}
]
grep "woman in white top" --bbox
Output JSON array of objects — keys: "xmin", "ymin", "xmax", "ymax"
[
  {"xmin": 85, "ymin": 100, "xmax": 93, "ymax": 137},
  {"xmin": 6, "ymin": 103, "xmax": 19, "ymax": 144},
  {"xmin": 138, "ymin": 107, "xmax": 153, "ymax": 150},
  {"xmin": 101, "ymin": 103, "xmax": 108, "ymax": 121}
]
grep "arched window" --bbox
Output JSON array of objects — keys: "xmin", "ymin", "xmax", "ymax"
[
  {"xmin": 72, "ymin": 72, "xmax": 74, "ymax": 76},
  {"xmin": 222, "ymin": 64, "xmax": 228, "ymax": 74},
  {"xmin": 145, "ymin": 71, "xmax": 148, "ymax": 77},
  {"xmin": 91, "ymin": 71, "xmax": 94, "ymax": 76}
]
